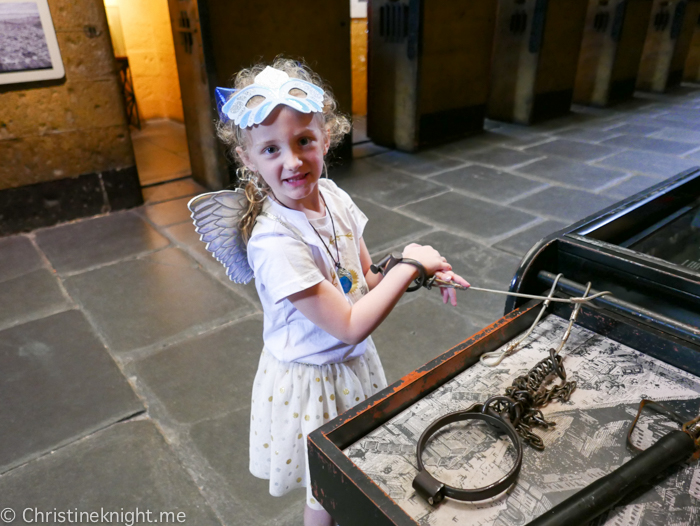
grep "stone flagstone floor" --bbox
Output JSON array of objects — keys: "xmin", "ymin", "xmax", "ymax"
[{"xmin": 1, "ymin": 86, "xmax": 700, "ymax": 526}]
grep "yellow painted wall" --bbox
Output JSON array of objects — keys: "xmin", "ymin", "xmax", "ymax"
[
  {"xmin": 0, "ymin": 0, "xmax": 134, "ymax": 190},
  {"xmin": 108, "ymin": 0, "xmax": 183, "ymax": 122},
  {"xmin": 351, "ymin": 18, "xmax": 368, "ymax": 116}
]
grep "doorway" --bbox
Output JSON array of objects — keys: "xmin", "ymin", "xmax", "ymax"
[
  {"xmin": 350, "ymin": 0, "xmax": 388, "ymax": 158},
  {"xmin": 103, "ymin": 0, "xmax": 192, "ymax": 187}
]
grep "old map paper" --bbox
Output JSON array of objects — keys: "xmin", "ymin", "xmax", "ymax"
[{"xmin": 345, "ymin": 315, "xmax": 700, "ymax": 525}]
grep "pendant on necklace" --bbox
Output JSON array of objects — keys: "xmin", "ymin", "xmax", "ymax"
[{"xmin": 337, "ymin": 265, "xmax": 353, "ymax": 294}]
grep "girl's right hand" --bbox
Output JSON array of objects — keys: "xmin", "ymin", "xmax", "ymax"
[
  {"xmin": 401, "ymin": 243, "xmax": 452, "ymax": 276},
  {"xmin": 402, "ymin": 243, "xmax": 470, "ymax": 307}
]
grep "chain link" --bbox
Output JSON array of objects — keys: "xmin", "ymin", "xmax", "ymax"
[
  {"xmin": 483, "ymin": 348, "xmax": 576, "ymax": 450},
  {"xmin": 479, "ymin": 281, "xmax": 590, "ymax": 450}
]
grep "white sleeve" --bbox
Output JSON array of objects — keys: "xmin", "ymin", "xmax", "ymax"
[
  {"xmin": 322, "ymin": 179, "xmax": 368, "ymax": 240},
  {"xmin": 247, "ymin": 233, "xmax": 326, "ymax": 304},
  {"xmin": 347, "ymin": 197, "xmax": 368, "ymax": 242}
]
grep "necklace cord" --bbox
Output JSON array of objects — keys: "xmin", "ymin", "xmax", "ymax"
[{"xmin": 309, "ymin": 192, "xmax": 341, "ymax": 269}]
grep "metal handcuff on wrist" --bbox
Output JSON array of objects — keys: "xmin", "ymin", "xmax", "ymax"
[
  {"xmin": 370, "ymin": 253, "xmax": 466, "ymax": 292},
  {"xmin": 370, "ymin": 253, "xmax": 429, "ymax": 291}
]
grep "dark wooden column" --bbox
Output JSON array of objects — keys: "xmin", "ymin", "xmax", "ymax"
[
  {"xmin": 637, "ymin": 0, "xmax": 700, "ymax": 91},
  {"xmin": 574, "ymin": 0, "xmax": 654, "ymax": 107},
  {"xmin": 367, "ymin": 0, "xmax": 497, "ymax": 152},
  {"xmin": 488, "ymin": 0, "xmax": 589, "ymax": 124},
  {"xmin": 684, "ymin": 12, "xmax": 700, "ymax": 81},
  {"xmin": 167, "ymin": 0, "xmax": 227, "ymax": 189}
]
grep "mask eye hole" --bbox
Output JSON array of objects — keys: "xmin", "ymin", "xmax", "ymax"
[
  {"xmin": 288, "ymin": 88, "xmax": 308, "ymax": 98},
  {"xmin": 246, "ymin": 95, "xmax": 266, "ymax": 108}
]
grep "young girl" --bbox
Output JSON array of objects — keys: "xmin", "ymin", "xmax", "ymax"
[{"xmin": 189, "ymin": 57, "xmax": 469, "ymax": 526}]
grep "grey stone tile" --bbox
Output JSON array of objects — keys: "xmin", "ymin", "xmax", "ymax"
[
  {"xmin": 527, "ymin": 111, "xmax": 601, "ymax": 132},
  {"xmin": 133, "ymin": 317, "xmax": 263, "ymax": 423},
  {"xmin": 331, "ymin": 160, "xmax": 446, "ymax": 208},
  {"xmin": 401, "ymin": 192, "xmax": 539, "ymax": 241},
  {"xmin": 495, "ymin": 135, "xmax": 554, "ymax": 148},
  {"xmin": 372, "ymin": 296, "xmax": 492, "ymax": 383},
  {"xmin": 682, "ymin": 150, "xmax": 700, "ymax": 162},
  {"xmin": 365, "ymin": 149, "xmax": 466, "ymax": 177},
  {"xmin": 604, "ymin": 175, "xmax": 662, "ymax": 200},
  {"xmin": 595, "ymin": 150, "xmax": 698, "ymax": 177},
  {"xmin": 659, "ymin": 108, "xmax": 700, "ymax": 123},
  {"xmin": 494, "ymin": 219, "xmax": 569, "ymax": 257},
  {"xmin": 439, "ymin": 284, "xmax": 510, "ymax": 326},
  {"xmin": 607, "ymin": 97, "xmax": 663, "ymax": 112},
  {"xmin": 482, "ymin": 129, "xmax": 552, "ymax": 148},
  {"xmin": 514, "ymin": 157, "xmax": 628, "ymax": 191},
  {"xmin": 511, "ymin": 186, "xmax": 619, "ymax": 223},
  {"xmin": 555, "ymin": 128, "xmax": 621, "ymax": 143},
  {"xmin": 165, "ymin": 222, "xmax": 262, "ymax": 309},
  {"xmin": 430, "ymin": 165, "xmax": 546, "ymax": 202},
  {"xmin": 453, "ymin": 146, "xmax": 544, "ymax": 168},
  {"xmin": 190, "ymin": 410, "xmax": 305, "ymax": 524},
  {"xmin": 651, "ymin": 116, "xmax": 700, "ymax": 132},
  {"xmin": 135, "ymin": 150, "xmax": 191, "ymax": 187},
  {"xmin": 0, "ymin": 310, "xmax": 143, "ymax": 473},
  {"xmin": 63, "ymin": 248, "xmax": 256, "ymax": 354},
  {"xmin": 412, "ymin": 230, "xmax": 522, "ymax": 288},
  {"xmin": 603, "ymin": 123, "xmax": 663, "ymax": 135},
  {"xmin": 0, "ymin": 235, "xmax": 43, "ymax": 282},
  {"xmin": 35, "ymin": 211, "xmax": 170, "ymax": 274},
  {"xmin": 353, "ymin": 197, "xmax": 432, "ymax": 254},
  {"xmin": 381, "ymin": 229, "xmax": 479, "ymax": 269},
  {"xmin": 142, "ymin": 177, "xmax": 206, "ymax": 204},
  {"xmin": 352, "ymin": 141, "xmax": 391, "ymax": 159},
  {"xmin": 649, "ymin": 127, "xmax": 700, "ymax": 144},
  {"xmin": 0, "ymin": 420, "xmax": 221, "ymax": 525},
  {"xmin": 479, "ymin": 125, "xmax": 552, "ymax": 148},
  {"xmin": 166, "ymin": 221, "xmax": 220, "ymax": 266},
  {"xmin": 601, "ymin": 135, "xmax": 698, "ymax": 155},
  {"xmin": 0, "ymin": 269, "xmax": 70, "ymax": 330},
  {"xmin": 139, "ymin": 196, "xmax": 193, "ymax": 227},
  {"xmin": 428, "ymin": 135, "xmax": 495, "ymax": 157},
  {"xmin": 524, "ymin": 139, "xmax": 618, "ymax": 162}
]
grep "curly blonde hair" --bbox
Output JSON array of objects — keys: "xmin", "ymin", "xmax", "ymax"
[{"xmin": 216, "ymin": 57, "xmax": 351, "ymax": 243}]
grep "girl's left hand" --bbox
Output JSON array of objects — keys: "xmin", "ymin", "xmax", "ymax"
[{"xmin": 434, "ymin": 270, "xmax": 470, "ymax": 307}]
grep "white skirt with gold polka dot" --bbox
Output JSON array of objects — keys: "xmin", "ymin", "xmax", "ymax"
[{"xmin": 249, "ymin": 336, "xmax": 387, "ymax": 510}]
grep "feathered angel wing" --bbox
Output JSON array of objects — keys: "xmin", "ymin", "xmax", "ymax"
[{"xmin": 187, "ymin": 189, "xmax": 254, "ymax": 284}]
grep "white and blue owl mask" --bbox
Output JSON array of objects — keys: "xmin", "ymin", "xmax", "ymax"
[{"xmin": 216, "ymin": 66, "xmax": 326, "ymax": 128}]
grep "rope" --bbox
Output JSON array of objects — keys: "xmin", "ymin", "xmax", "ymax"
[{"xmin": 476, "ymin": 276, "xmax": 603, "ymax": 367}]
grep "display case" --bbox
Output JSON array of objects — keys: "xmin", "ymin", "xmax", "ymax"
[{"xmin": 308, "ymin": 168, "xmax": 700, "ymax": 525}]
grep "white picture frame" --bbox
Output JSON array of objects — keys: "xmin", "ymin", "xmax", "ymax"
[
  {"xmin": 0, "ymin": 0, "xmax": 65, "ymax": 85},
  {"xmin": 350, "ymin": 0, "xmax": 367, "ymax": 19}
]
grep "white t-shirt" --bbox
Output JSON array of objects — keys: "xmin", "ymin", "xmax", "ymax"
[{"xmin": 247, "ymin": 179, "xmax": 370, "ymax": 365}]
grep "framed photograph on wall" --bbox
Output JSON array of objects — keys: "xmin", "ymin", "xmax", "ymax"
[
  {"xmin": 350, "ymin": 0, "xmax": 367, "ymax": 19},
  {"xmin": 0, "ymin": 0, "xmax": 64, "ymax": 85}
]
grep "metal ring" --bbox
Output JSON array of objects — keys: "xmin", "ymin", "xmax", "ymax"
[{"xmin": 412, "ymin": 405, "xmax": 523, "ymax": 505}]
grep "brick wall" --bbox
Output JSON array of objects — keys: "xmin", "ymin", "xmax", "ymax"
[{"xmin": 0, "ymin": 0, "xmax": 135, "ymax": 192}]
